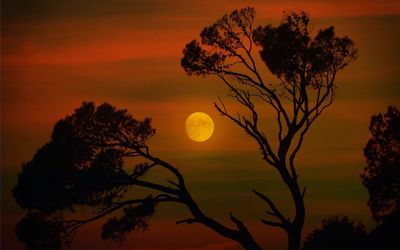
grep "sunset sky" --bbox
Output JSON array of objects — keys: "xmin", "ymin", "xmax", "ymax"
[{"xmin": 1, "ymin": 0, "xmax": 400, "ymax": 249}]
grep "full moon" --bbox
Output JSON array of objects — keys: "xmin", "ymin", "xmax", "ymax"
[{"xmin": 185, "ymin": 112, "xmax": 214, "ymax": 142}]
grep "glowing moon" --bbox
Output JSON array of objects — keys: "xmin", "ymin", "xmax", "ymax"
[{"xmin": 185, "ymin": 112, "xmax": 214, "ymax": 142}]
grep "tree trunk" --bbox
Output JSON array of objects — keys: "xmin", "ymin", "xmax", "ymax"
[
  {"xmin": 287, "ymin": 179, "xmax": 305, "ymax": 250},
  {"xmin": 287, "ymin": 224, "xmax": 303, "ymax": 250}
]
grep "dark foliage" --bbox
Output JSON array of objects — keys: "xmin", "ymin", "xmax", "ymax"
[
  {"xmin": 13, "ymin": 102, "xmax": 162, "ymax": 249},
  {"xmin": 13, "ymin": 102, "xmax": 154, "ymax": 214},
  {"xmin": 253, "ymin": 11, "xmax": 357, "ymax": 88},
  {"xmin": 15, "ymin": 213, "xmax": 64, "ymax": 250},
  {"xmin": 101, "ymin": 198, "xmax": 156, "ymax": 242},
  {"xmin": 302, "ymin": 216, "xmax": 367, "ymax": 250},
  {"xmin": 182, "ymin": 8, "xmax": 357, "ymax": 99},
  {"xmin": 364, "ymin": 216, "xmax": 400, "ymax": 250},
  {"xmin": 361, "ymin": 106, "xmax": 400, "ymax": 223}
]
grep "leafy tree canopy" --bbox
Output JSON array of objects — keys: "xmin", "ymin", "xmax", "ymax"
[
  {"xmin": 13, "ymin": 102, "xmax": 160, "ymax": 249},
  {"xmin": 362, "ymin": 106, "xmax": 400, "ymax": 223}
]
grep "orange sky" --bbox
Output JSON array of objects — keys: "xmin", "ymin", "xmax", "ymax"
[{"xmin": 1, "ymin": 0, "xmax": 400, "ymax": 249}]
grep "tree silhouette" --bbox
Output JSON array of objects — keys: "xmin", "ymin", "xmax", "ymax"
[
  {"xmin": 14, "ymin": 102, "xmax": 262, "ymax": 250},
  {"xmin": 181, "ymin": 7, "xmax": 357, "ymax": 250},
  {"xmin": 301, "ymin": 216, "xmax": 366, "ymax": 250},
  {"xmin": 361, "ymin": 106, "xmax": 400, "ymax": 223}
]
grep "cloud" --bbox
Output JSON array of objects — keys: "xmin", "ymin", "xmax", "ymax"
[
  {"xmin": 3, "ymin": 0, "xmax": 399, "ymax": 23},
  {"xmin": 2, "ymin": 24, "xmax": 188, "ymax": 66},
  {"xmin": 252, "ymin": 0, "xmax": 400, "ymax": 19},
  {"xmin": 2, "ymin": 0, "xmax": 182, "ymax": 21}
]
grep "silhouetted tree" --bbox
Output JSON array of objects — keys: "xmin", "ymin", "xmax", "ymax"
[
  {"xmin": 360, "ymin": 106, "xmax": 400, "ymax": 249},
  {"xmin": 302, "ymin": 216, "xmax": 366, "ymax": 250},
  {"xmin": 181, "ymin": 7, "xmax": 357, "ymax": 250},
  {"xmin": 361, "ymin": 106, "xmax": 400, "ymax": 223},
  {"xmin": 14, "ymin": 102, "xmax": 261, "ymax": 250}
]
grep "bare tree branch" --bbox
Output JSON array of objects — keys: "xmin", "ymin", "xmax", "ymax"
[{"xmin": 253, "ymin": 189, "xmax": 288, "ymax": 226}]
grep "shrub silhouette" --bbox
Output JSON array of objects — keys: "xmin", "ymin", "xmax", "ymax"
[{"xmin": 302, "ymin": 216, "xmax": 366, "ymax": 250}]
